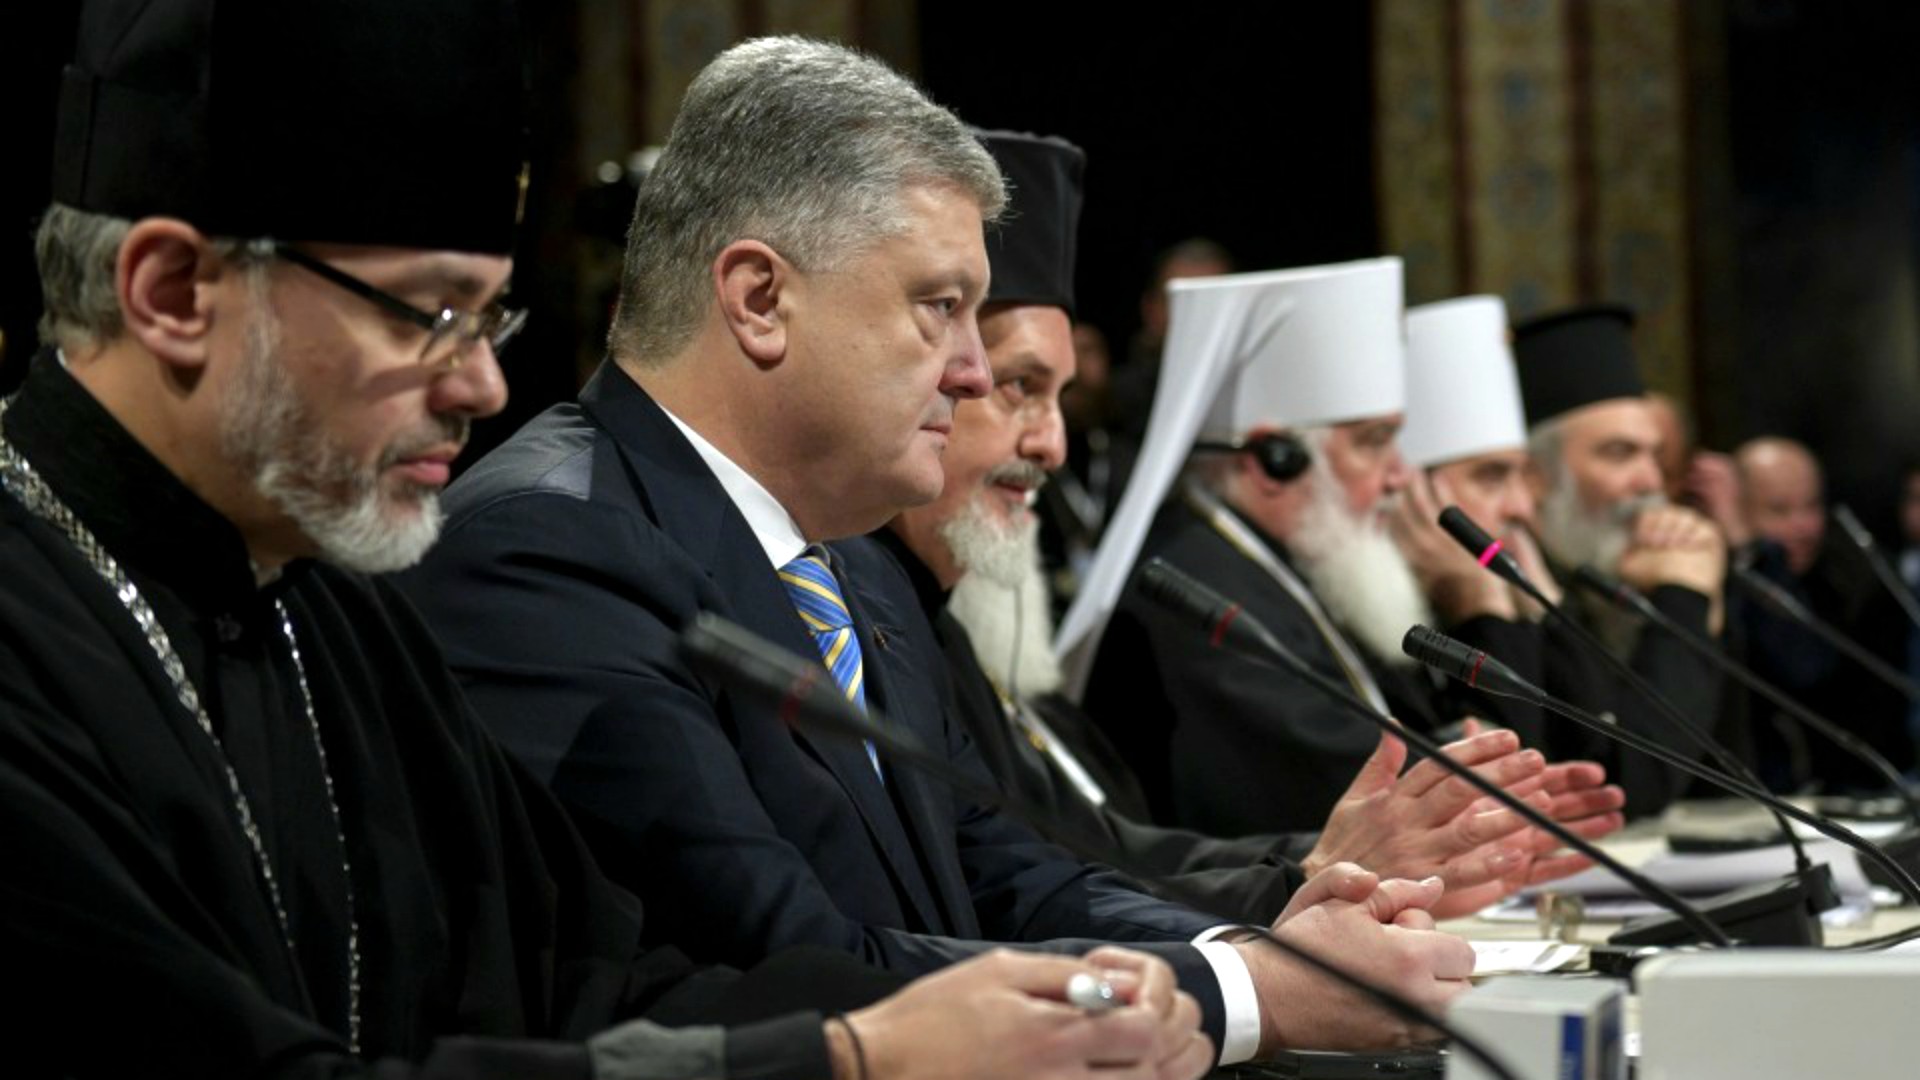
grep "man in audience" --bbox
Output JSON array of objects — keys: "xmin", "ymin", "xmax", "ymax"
[{"xmin": 1733, "ymin": 437, "xmax": 1913, "ymax": 789}]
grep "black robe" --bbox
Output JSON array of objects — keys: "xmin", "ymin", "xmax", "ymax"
[
  {"xmin": 1521, "ymin": 584, "xmax": 1737, "ymax": 817},
  {"xmin": 1084, "ymin": 497, "xmax": 1546, "ymax": 837},
  {"xmin": 870, "ymin": 527, "xmax": 1311, "ymax": 925},
  {"xmin": 0, "ymin": 355, "xmax": 864, "ymax": 1079}
]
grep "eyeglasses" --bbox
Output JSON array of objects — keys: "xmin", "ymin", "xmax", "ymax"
[{"xmin": 254, "ymin": 240, "xmax": 528, "ymax": 370}]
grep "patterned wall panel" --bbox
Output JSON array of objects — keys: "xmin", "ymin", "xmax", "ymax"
[
  {"xmin": 1587, "ymin": 0, "xmax": 1690, "ymax": 397},
  {"xmin": 765, "ymin": 0, "xmax": 854, "ymax": 42},
  {"xmin": 1374, "ymin": 0, "xmax": 1460, "ymax": 305},
  {"xmin": 1376, "ymin": 0, "xmax": 1695, "ymax": 403},
  {"xmin": 644, "ymin": 0, "xmax": 742, "ymax": 144},
  {"xmin": 1459, "ymin": 0, "xmax": 1578, "ymax": 318}
]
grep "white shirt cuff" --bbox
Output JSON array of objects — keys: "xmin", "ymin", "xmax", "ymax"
[{"xmin": 1193, "ymin": 939, "xmax": 1261, "ymax": 1064}]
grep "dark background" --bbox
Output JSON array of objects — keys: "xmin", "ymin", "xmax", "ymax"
[{"xmin": 4, "ymin": 2, "xmax": 1918, "ymax": 538}]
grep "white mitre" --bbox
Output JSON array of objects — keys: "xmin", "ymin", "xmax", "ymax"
[
  {"xmin": 1397, "ymin": 295, "xmax": 1527, "ymax": 468},
  {"xmin": 1055, "ymin": 256, "xmax": 1406, "ymax": 699}
]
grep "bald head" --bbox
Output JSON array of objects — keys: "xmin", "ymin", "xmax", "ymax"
[{"xmin": 1736, "ymin": 436, "xmax": 1825, "ymax": 574}]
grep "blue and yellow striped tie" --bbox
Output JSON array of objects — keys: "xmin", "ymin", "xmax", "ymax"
[{"xmin": 779, "ymin": 547, "xmax": 882, "ymax": 780}]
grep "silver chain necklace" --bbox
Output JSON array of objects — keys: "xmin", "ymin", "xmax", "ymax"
[{"xmin": 0, "ymin": 398, "xmax": 362, "ymax": 1054}]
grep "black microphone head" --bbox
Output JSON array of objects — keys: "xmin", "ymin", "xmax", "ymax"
[
  {"xmin": 1135, "ymin": 558, "xmax": 1223, "ymax": 631},
  {"xmin": 1437, "ymin": 506, "xmax": 1531, "ymax": 591},
  {"xmin": 1402, "ymin": 624, "xmax": 1472, "ymax": 682},
  {"xmin": 1401, "ymin": 623, "xmax": 1538, "ymax": 700}
]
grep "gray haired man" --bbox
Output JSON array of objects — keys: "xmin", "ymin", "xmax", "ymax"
[{"xmin": 405, "ymin": 36, "xmax": 1471, "ymax": 1067}]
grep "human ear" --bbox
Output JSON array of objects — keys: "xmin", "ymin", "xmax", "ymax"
[
  {"xmin": 117, "ymin": 218, "xmax": 223, "ymax": 374},
  {"xmin": 713, "ymin": 240, "xmax": 789, "ymax": 368}
]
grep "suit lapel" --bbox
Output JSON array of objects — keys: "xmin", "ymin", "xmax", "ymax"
[
  {"xmin": 835, "ymin": 543, "xmax": 976, "ymax": 936},
  {"xmin": 580, "ymin": 364, "xmax": 949, "ymax": 932}
]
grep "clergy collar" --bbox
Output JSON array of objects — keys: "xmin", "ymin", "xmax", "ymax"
[
  {"xmin": 3, "ymin": 349, "xmax": 296, "ymax": 616},
  {"xmin": 872, "ymin": 524, "xmax": 949, "ymax": 619}
]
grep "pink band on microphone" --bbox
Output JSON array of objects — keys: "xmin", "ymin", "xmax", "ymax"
[{"xmin": 1476, "ymin": 539, "xmax": 1503, "ymax": 567}]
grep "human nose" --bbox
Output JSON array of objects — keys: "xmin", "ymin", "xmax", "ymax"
[
  {"xmin": 1382, "ymin": 446, "xmax": 1412, "ymax": 495},
  {"xmin": 1627, "ymin": 455, "xmax": 1663, "ymax": 497},
  {"xmin": 1022, "ymin": 400, "xmax": 1068, "ymax": 471},
  {"xmin": 1499, "ymin": 474, "xmax": 1535, "ymax": 526},
  {"xmin": 942, "ymin": 313, "xmax": 991, "ymax": 401},
  {"xmin": 430, "ymin": 340, "xmax": 509, "ymax": 420}
]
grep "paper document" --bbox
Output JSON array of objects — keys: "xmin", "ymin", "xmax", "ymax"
[{"xmin": 1469, "ymin": 939, "xmax": 1585, "ymax": 975}]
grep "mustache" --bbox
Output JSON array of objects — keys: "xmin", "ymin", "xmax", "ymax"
[
  {"xmin": 983, "ymin": 460, "xmax": 1048, "ymax": 491},
  {"xmin": 379, "ymin": 414, "xmax": 470, "ymax": 469}
]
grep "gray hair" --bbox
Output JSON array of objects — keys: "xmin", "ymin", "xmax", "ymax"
[
  {"xmin": 1526, "ymin": 418, "xmax": 1566, "ymax": 480},
  {"xmin": 34, "ymin": 204, "xmax": 132, "ymax": 351},
  {"xmin": 609, "ymin": 36, "xmax": 1005, "ymax": 366},
  {"xmin": 35, "ymin": 203, "xmax": 258, "ymax": 352}
]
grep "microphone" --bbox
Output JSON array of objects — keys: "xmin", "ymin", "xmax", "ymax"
[
  {"xmin": 1574, "ymin": 564, "xmax": 1920, "ymax": 902},
  {"xmin": 1573, "ymin": 565, "xmax": 1920, "ymax": 824},
  {"xmin": 1733, "ymin": 563, "xmax": 1920, "ymax": 705},
  {"xmin": 1832, "ymin": 504, "xmax": 1920, "ymax": 632},
  {"xmin": 1403, "ymin": 626, "xmax": 1920, "ymax": 921},
  {"xmin": 677, "ymin": 612, "xmax": 1525, "ymax": 1080},
  {"xmin": 1436, "ymin": 507, "xmax": 1818, "ymax": 880},
  {"xmin": 1135, "ymin": 559, "xmax": 1735, "ymax": 947},
  {"xmin": 1438, "ymin": 506, "xmax": 1530, "ymax": 591}
]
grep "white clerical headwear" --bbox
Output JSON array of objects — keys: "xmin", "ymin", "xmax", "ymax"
[
  {"xmin": 1197, "ymin": 257, "xmax": 1407, "ymax": 439},
  {"xmin": 1397, "ymin": 295, "xmax": 1527, "ymax": 468},
  {"xmin": 1054, "ymin": 256, "xmax": 1405, "ymax": 699}
]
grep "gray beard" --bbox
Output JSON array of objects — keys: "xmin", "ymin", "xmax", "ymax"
[
  {"xmin": 1535, "ymin": 468, "xmax": 1667, "ymax": 654},
  {"xmin": 1535, "ymin": 466, "xmax": 1666, "ymax": 577},
  {"xmin": 940, "ymin": 493, "xmax": 1064, "ymax": 697},
  {"xmin": 218, "ymin": 293, "xmax": 456, "ymax": 574},
  {"xmin": 1289, "ymin": 470, "xmax": 1433, "ymax": 669}
]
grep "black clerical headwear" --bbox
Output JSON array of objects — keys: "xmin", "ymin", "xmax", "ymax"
[
  {"xmin": 976, "ymin": 130, "xmax": 1084, "ymax": 315},
  {"xmin": 1512, "ymin": 304, "xmax": 1644, "ymax": 425},
  {"xmin": 53, "ymin": 0, "xmax": 528, "ymax": 255}
]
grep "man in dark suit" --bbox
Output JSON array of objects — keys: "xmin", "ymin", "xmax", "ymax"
[
  {"xmin": 403, "ymin": 38, "xmax": 1473, "ymax": 1064},
  {"xmin": 882, "ymin": 132, "xmax": 1624, "ymax": 926}
]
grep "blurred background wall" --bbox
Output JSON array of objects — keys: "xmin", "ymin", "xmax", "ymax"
[{"xmin": 3, "ymin": 0, "xmax": 1916, "ymax": 533}]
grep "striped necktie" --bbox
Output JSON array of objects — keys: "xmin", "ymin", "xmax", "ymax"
[{"xmin": 779, "ymin": 547, "xmax": 882, "ymax": 780}]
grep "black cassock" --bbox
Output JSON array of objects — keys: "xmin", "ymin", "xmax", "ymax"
[
  {"xmin": 1085, "ymin": 495, "xmax": 1545, "ymax": 837},
  {"xmin": 0, "ymin": 355, "xmax": 887, "ymax": 1079},
  {"xmin": 866, "ymin": 526, "xmax": 1312, "ymax": 926}
]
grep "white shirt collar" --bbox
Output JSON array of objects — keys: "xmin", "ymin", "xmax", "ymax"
[{"xmin": 659, "ymin": 405, "xmax": 808, "ymax": 569}]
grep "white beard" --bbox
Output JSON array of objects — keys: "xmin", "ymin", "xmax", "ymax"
[
  {"xmin": 218, "ymin": 287, "xmax": 458, "ymax": 574},
  {"xmin": 940, "ymin": 490, "xmax": 1064, "ymax": 697},
  {"xmin": 1288, "ymin": 469, "xmax": 1433, "ymax": 669}
]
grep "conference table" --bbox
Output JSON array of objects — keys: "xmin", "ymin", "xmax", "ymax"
[{"xmin": 1212, "ymin": 798, "xmax": 1920, "ymax": 1078}]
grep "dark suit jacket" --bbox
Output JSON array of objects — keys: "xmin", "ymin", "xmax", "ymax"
[
  {"xmin": 1085, "ymin": 497, "xmax": 1545, "ymax": 837},
  {"xmin": 399, "ymin": 363, "xmax": 1231, "ymax": 1044}
]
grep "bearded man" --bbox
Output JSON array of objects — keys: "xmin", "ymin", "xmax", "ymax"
[
  {"xmin": 878, "ymin": 136, "xmax": 1622, "ymax": 924},
  {"xmin": 1079, "ymin": 259, "xmax": 1513, "ymax": 836},
  {"xmin": 1514, "ymin": 305, "xmax": 1741, "ymax": 815}
]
